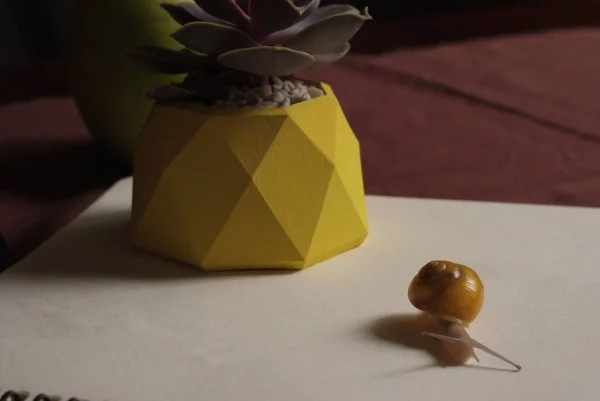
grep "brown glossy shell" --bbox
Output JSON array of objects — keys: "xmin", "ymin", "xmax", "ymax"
[{"xmin": 407, "ymin": 260, "xmax": 484, "ymax": 327}]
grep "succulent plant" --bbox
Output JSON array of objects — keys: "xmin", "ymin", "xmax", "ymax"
[{"xmin": 127, "ymin": 0, "xmax": 371, "ymax": 102}]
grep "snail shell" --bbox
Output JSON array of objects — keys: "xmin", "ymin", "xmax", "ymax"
[{"xmin": 407, "ymin": 260, "xmax": 484, "ymax": 327}]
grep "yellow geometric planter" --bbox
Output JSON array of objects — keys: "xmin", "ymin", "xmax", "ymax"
[{"xmin": 131, "ymin": 82, "xmax": 368, "ymax": 271}]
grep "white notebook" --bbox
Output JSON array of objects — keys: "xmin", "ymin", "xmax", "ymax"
[{"xmin": 1, "ymin": 177, "xmax": 599, "ymax": 401}]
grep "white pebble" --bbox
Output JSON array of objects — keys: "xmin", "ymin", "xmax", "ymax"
[
  {"xmin": 258, "ymin": 101, "xmax": 279, "ymax": 108},
  {"xmin": 290, "ymin": 88, "xmax": 306, "ymax": 102},
  {"xmin": 208, "ymin": 79, "xmax": 324, "ymax": 109},
  {"xmin": 308, "ymin": 87, "xmax": 324, "ymax": 98},
  {"xmin": 261, "ymin": 84, "xmax": 273, "ymax": 97},
  {"xmin": 246, "ymin": 91, "xmax": 262, "ymax": 104},
  {"xmin": 226, "ymin": 86, "xmax": 242, "ymax": 102},
  {"xmin": 284, "ymin": 80, "xmax": 296, "ymax": 92},
  {"xmin": 272, "ymin": 91, "xmax": 287, "ymax": 103},
  {"xmin": 293, "ymin": 87, "xmax": 308, "ymax": 97}
]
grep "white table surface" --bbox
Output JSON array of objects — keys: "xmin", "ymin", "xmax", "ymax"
[{"xmin": 1, "ymin": 177, "xmax": 599, "ymax": 401}]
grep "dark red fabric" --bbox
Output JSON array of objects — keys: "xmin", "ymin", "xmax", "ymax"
[
  {"xmin": 301, "ymin": 28, "xmax": 600, "ymax": 205},
  {"xmin": 0, "ymin": 96, "xmax": 125, "ymax": 266},
  {"xmin": 1, "ymin": 6, "xmax": 600, "ymax": 267}
]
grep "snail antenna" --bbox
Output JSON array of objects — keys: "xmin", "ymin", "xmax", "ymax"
[
  {"xmin": 470, "ymin": 338, "xmax": 522, "ymax": 371},
  {"xmin": 421, "ymin": 331, "xmax": 521, "ymax": 371}
]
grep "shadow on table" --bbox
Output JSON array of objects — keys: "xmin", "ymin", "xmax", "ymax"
[
  {"xmin": 349, "ymin": 1, "xmax": 600, "ymax": 54},
  {"xmin": 0, "ymin": 139, "xmax": 126, "ymax": 200},
  {"xmin": 367, "ymin": 313, "xmax": 517, "ymax": 374},
  {"xmin": 9, "ymin": 209, "xmax": 297, "ymax": 281},
  {"xmin": 369, "ymin": 312, "xmax": 449, "ymax": 370},
  {"xmin": 0, "ymin": 60, "xmax": 69, "ymax": 106}
]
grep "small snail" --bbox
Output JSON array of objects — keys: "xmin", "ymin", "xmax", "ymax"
[{"xmin": 408, "ymin": 260, "xmax": 521, "ymax": 371}]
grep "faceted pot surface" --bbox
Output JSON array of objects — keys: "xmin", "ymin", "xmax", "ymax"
[{"xmin": 131, "ymin": 83, "xmax": 369, "ymax": 271}]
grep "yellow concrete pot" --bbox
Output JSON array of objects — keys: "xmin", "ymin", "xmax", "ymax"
[{"xmin": 131, "ymin": 83, "xmax": 368, "ymax": 271}]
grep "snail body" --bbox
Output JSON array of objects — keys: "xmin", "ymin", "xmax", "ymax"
[{"xmin": 408, "ymin": 260, "xmax": 521, "ymax": 371}]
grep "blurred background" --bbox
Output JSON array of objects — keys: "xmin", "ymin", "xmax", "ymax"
[
  {"xmin": 1, "ymin": 0, "xmax": 599, "ymax": 270},
  {"xmin": 0, "ymin": 0, "xmax": 580, "ymax": 67},
  {"xmin": 0, "ymin": 0, "xmax": 75, "ymax": 67}
]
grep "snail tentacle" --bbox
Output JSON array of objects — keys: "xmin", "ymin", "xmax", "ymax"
[
  {"xmin": 470, "ymin": 338, "xmax": 522, "ymax": 371},
  {"xmin": 421, "ymin": 331, "xmax": 521, "ymax": 371}
]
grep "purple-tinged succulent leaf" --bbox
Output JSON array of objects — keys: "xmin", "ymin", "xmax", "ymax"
[
  {"xmin": 237, "ymin": 0, "xmax": 250, "ymax": 14},
  {"xmin": 217, "ymin": 46, "xmax": 315, "ymax": 77},
  {"xmin": 160, "ymin": 2, "xmax": 236, "ymax": 27},
  {"xmin": 148, "ymin": 83, "xmax": 203, "ymax": 101},
  {"xmin": 127, "ymin": 46, "xmax": 215, "ymax": 74},
  {"xmin": 172, "ymin": 22, "xmax": 257, "ymax": 55},
  {"xmin": 305, "ymin": 0, "xmax": 321, "ymax": 13},
  {"xmin": 282, "ymin": 6, "xmax": 371, "ymax": 54},
  {"xmin": 248, "ymin": 0, "xmax": 318, "ymax": 39},
  {"xmin": 263, "ymin": 4, "xmax": 361, "ymax": 45},
  {"xmin": 313, "ymin": 42, "xmax": 350, "ymax": 64},
  {"xmin": 194, "ymin": 0, "xmax": 250, "ymax": 30}
]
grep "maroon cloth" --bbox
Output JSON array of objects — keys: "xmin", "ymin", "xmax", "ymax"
[
  {"xmin": 2, "ymin": 5, "xmax": 600, "ymax": 267},
  {"xmin": 0, "ymin": 96, "xmax": 125, "ymax": 266},
  {"xmin": 302, "ymin": 28, "xmax": 600, "ymax": 205}
]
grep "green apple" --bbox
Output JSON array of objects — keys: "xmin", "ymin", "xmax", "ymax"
[{"xmin": 67, "ymin": 0, "xmax": 185, "ymax": 169}]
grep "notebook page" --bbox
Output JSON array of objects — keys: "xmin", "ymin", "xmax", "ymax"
[{"xmin": 1, "ymin": 177, "xmax": 599, "ymax": 401}]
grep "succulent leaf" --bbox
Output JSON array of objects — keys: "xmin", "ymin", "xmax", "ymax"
[
  {"xmin": 295, "ymin": 0, "xmax": 318, "ymax": 8},
  {"xmin": 172, "ymin": 22, "xmax": 257, "ymax": 55},
  {"xmin": 193, "ymin": 0, "xmax": 250, "ymax": 29},
  {"xmin": 217, "ymin": 46, "xmax": 315, "ymax": 77},
  {"xmin": 263, "ymin": 4, "xmax": 363, "ymax": 45},
  {"xmin": 248, "ymin": 0, "xmax": 319, "ymax": 39},
  {"xmin": 283, "ymin": 6, "xmax": 371, "ymax": 54},
  {"xmin": 237, "ymin": 0, "xmax": 250, "ymax": 14},
  {"xmin": 304, "ymin": 0, "xmax": 321, "ymax": 14},
  {"xmin": 148, "ymin": 83, "xmax": 202, "ymax": 101},
  {"xmin": 127, "ymin": 46, "xmax": 214, "ymax": 74},
  {"xmin": 313, "ymin": 42, "xmax": 350, "ymax": 64},
  {"xmin": 160, "ymin": 2, "xmax": 235, "ymax": 27}
]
